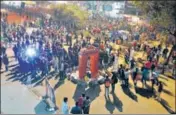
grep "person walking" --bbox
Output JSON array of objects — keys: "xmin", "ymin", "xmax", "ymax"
[
  {"xmin": 103, "ymin": 51, "xmax": 109, "ymax": 69},
  {"xmin": 83, "ymin": 96, "xmax": 91, "ymax": 114},
  {"xmin": 132, "ymin": 68, "xmax": 139, "ymax": 87},
  {"xmin": 61, "ymin": 97, "xmax": 69, "ymax": 114},
  {"xmin": 0, "ymin": 56, "xmax": 2, "ymax": 70},
  {"xmin": 70, "ymin": 101, "xmax": 82, "ymax": 114}
]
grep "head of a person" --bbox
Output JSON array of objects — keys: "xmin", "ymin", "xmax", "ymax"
[
  {"xmin": 82, "ymin": 94, "xmax": 85, "ymax": 97},
  {"xmin": 136, "ymin": 68, "xmax": 138, "ymax": 72},
  {"xmin": 120, "ymin": 64, "xmax": 123, "ymax": 68},
  {"xmin": 86, "ymin": 96, "xmax": 90, "ymax": 100},
  {"xmin": 105, "ymin": 74, "xmax": 108, "ymax": 78},
  {"xmin": 159, "ymin": 81, "xmax": 162, "ymax": 85},
  {"xmin": 63, "ymin": 97, "xmax": 68, "ymax": 103},
  {"xmin": 75, "ymin": 101, "xmax": 79, "ymax": 106},
  {"xmin": 126, "ymin": 68, "xmax": 129, "ymax": 71}
]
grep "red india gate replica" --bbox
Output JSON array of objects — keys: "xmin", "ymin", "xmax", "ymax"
[{"xmin": 79, "ymin": 46, "xmax": 99, "ymax": 80}]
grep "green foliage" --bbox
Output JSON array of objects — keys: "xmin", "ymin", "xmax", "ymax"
[
  {"xmin": 50, "ymin": 4, "xmax": 89, "ymax": 25},
  {"xmin": 132, "ymin": 1, "xmax": 176, "ymax": 33}
]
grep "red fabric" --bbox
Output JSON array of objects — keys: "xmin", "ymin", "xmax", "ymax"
[
  {"xmin": 78, "ymin": 96, "xmax": 83, "ymax": 108},
  {"xmin": 147, "ymin": 47, "xmax": 151, "ymax": 54},
  {"xmin": 100, "ymin": 44, "xmax": 104, "ymax": 50},
  {"xmin": 145, "ymin": 61, "xmax": 152, "ymax": 69},
  {"xmin": 133, "ymin": 42, "xmax": 137, "ymax": 47},
  {"xmin": 135, "ymin": 74, "xmax": 142, "ymax": 81},
  {"xmin": 153, "ymin": 60, "xmax": 158, "ymax": 67}
]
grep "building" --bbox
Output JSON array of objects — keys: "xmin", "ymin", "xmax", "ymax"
[{"xmin": 76, "ymin": 1, "xmax": 126, "ymax": 18}]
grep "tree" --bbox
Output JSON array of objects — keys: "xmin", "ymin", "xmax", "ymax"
[
  {"xmin": 50, "ymin": 4, "xmax": 89, "ymax": 29},
  {"xmin": 132, "ymin": 1, "xmax": 176, "ymax": 66}
]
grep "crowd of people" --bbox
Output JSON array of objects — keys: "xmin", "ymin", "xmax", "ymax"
[
  {"xmin": 1, "ymin": 12, "xmax": 175, "ymax": 114},
  {"xmin": 61, "ymin": 94, "xmax": 91, "ymax": 114}
]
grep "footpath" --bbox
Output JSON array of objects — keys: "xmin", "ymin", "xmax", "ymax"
[{"xmin": 1, "ymin": 48, "xmax": 56, "ymax": 114}]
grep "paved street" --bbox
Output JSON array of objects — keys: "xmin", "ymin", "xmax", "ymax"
[
  {"xmin": 0, "ymin": 48, "xmax": 57, "ymax": 114},
  {"xmin": 1, "ymin": 45, "xmax": 175, "ymax": 114},
  {"xmin": 1, "ymin": 1, "xmax": 176, "ymax": 114}
]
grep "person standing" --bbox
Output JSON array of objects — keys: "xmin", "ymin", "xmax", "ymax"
[
  {"xmin": 112, "ymin": 53, "xmax": 119, "ymax": 72},
  {"xmin": 141, "ymin": 67, "xmax": 149, "ymax": 88},
  {"xmin": 104, "ymin": 74, "xmax": 111, "ymax": 98},
  {"xmin": 61, "ymin": 97, "xmax": 69, "ymax": 114},
  {"xmin": 118, "ymin": 64, "xmax": 125, "ymax": 84},
  {"xmin": 53, "ymin": 56, "xmax": 59, "ymax": 73},
  {"xmin": 60, "ymin": 61, "xmax": 65, "ymax": 80},
  {"xmin": 13, "ymin": 45, "xmax": 18, "ymax": 60},
  {"xmin": 130, "ymin": 47, "xmax": 134, "ymax": 61},
  {"xmin": 156, "ymin": 81, "xmax": 163, "ymax": 101},
  {"xmin": 124, "ymin": 68, "xmax": 130, "ymax": 87},
  {"xmin": 162, "ymin": 47, "xmax": 169, "ymax": 59},
  {"xmin": 0, "ymin": 56, "xmax": 2, "ymax": 70},
  {"xmin": 130, "ymin": 58, "xmax": 135, "ymax": 70},
  {"xmin": 3, "ymin": 54, "xmax": 9, "ymax": 71},
  {"xmin": 83, "ymin": 96, "xmax": 91, "ymax": 114},
  {"xmin": 78, "ymin": 94, "xmax": 86, "ymax": 110},
  {"xmin": 111, "ymin": 72, "xmax": 118, "ymax": 93},
  {"xmin": 70, "ymin": 101, "xmax": 82, "ymax": 114}
]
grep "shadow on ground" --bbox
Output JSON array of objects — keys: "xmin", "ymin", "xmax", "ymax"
[
  {"xmin": 121, "ymin": 85, "xmax": 138, "ymax": 102},
  {"xmin": 135, "ymin": 87, "xmax": 153, "ymax": 99},
  {"xmin": 105, "ymin": 96, "xmax": 115, "ymax": 114},
  {"xmin": 162, "ymin": 89, "xmax": 174, "ymax": 97},
  {"xmin": 5, "ymin": 64, "xmax": 58, "ymax": 87},
  {"xmin": 112, "ymin": 93, "xmax": 123, "ymax": 112},
  {"xmin": 53, "ymin": 80, "xmax": 65, "ymax": 91},
  {"xmin": 157, "ymin": 98, "xmax": 176, "ymax": 114},
  {"xmin": 73, "ymin": 84, "xmax": 101, "ymax": 103},
  {"xmin": 73, "ymin": 84, "xmax": 86, "ymax": 102},
  {"xmin": 34, "ymin": 100, "xmax": 56, "ymax": 114}
]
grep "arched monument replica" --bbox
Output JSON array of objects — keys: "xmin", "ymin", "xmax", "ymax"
[{"xmin": 79, "ymin": 46, "xmax": 99, "ymax": 80}]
